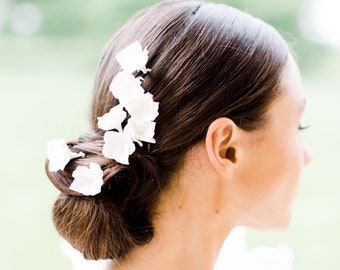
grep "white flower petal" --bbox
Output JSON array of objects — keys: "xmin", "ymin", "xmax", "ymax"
[
  {"xmin": 46, "ymin": 139, "xmax": 84, "ymax": 172},
  {"xmin": 125, "ymin": 92, "xmax": 159, "ymax": 124},
  {"xmin": 115, "ymin": 41, "xmax": 149, "ymax": 73},
  {"xmin": 70, "ymin": 162, "xmax": 104, "ymax": 196},
  {"xmin": 102, "ymin": 131, "xmax": 135, "ymax": 165},
  {"xmin": 124, "ymin": 119, "xmax": 156, "ymax": 144},
  {"xmin": 135, "ymin": 121, "xmax": 156, "ymax": 143},
  {"xmin": 109, "ymin": 72, "xmax": 145, "ymax": 107},
  {"xmin": 97, "ymin": 105, "xmax": 126, "ymax": 131},
  {"xmin": 123, "ymin": 119, "xmax": 136, "ymax": 141}
]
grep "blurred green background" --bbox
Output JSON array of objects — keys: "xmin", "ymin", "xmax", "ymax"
[{"xmin": 0, "ymin": 0, "xmax": 339, "ymax": 269}]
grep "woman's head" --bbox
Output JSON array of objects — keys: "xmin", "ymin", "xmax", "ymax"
[{"xmin": 47, "ymin": 0, "xmax": 291, "ymax": 261}]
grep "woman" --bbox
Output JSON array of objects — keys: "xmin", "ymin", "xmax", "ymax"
[{"xmin": 46, "ymin": 1, "xmax": 312, "ymax": 269}]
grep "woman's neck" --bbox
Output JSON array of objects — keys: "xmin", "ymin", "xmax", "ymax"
[
  {"xmin": 113, "ymin": 195, "xmax": 234, "ymax": 270},
  {"xmin": 112, "ymin": 146, "xmax": 237, "ymax": 270}
]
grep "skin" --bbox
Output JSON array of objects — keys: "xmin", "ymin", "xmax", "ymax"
[{"xmin": 112, "ymin": 55, "xmax": 312, "ymax": 270}]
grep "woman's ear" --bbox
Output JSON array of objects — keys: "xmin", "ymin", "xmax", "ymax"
[{"xmin": 205, "ymin": 118, "xmax": 238, "ymax": 176}]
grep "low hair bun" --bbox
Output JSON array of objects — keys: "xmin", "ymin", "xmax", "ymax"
[{"xmin": 47, "ymin": 133, "xmax": 164, "ymax": 260}]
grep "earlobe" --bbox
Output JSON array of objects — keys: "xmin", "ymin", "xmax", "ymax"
[{"xmin": 205, "ymin": 118, "xmax": 238, "ymax": 175}]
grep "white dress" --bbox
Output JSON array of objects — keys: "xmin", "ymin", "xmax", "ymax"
[{"xmin": 62, "ymin": 227, "xmax": 294, "ymax": 270}]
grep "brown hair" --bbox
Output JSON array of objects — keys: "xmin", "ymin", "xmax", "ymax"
[{"xmin": 46, "ymin": 0, "xmax": 289, "ymax": 261}]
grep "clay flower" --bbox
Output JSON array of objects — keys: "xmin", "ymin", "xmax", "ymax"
[
  {"xmin": 70, "ymin": 162, "xmax": 104, "ymax": 196},
  {"xmin": 115, "ymin": 41, "xmax": 150, "ymax": 73},
  {"xmin": 47, "ymin": 139, "xmax": 84, "ymax": 172},
  {"xmin": 102, "ymin": 131, "xmax": 136, "ymax": 165},
  {"xmin": 109, "ymin": 72, "xmax": 145, "ymax": 107},
  {"xmin": 102, "ymin": 118, "xmax": 156, "ymax": 164},
  {"xmin": 97, "ymin": 105, "xmax": 126, "ymax": 132},
  {"xmin": 124, "ymin": 119, "xmax": 156, "ymax": 146},
  {"xmin": 125, "ymin": 92, "xmax": 159, "ymax": 124}
]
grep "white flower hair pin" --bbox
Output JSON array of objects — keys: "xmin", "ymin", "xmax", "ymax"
[
  {"xmin": 97, "ymin": 41, "xmax": 158, "ymax": 165},
  {"xmin": 47, "ymin": 139, "xmax": 85, "ymax": 172},
  {"xmin": 46, "ymin": 41, "xmax": 156, "ymax": 196},
  {"xmin": 70, "ymin": 162, "xmax": 104, "ymax": 196}
]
